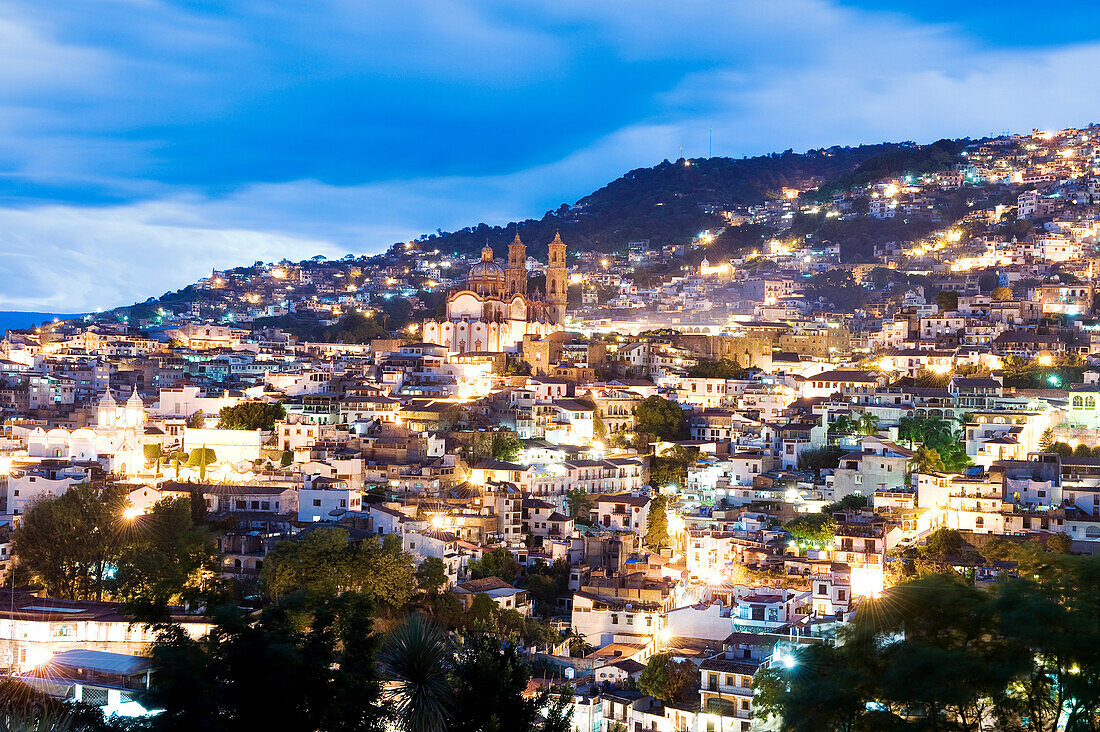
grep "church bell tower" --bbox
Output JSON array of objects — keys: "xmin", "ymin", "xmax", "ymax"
[
  {"xmin": 505, "ymin": 232, "xmax": 528, "ymax": 296},
  {"xmin": 545, "ymin": 232, "xmax": 567, "ymax": 325}
]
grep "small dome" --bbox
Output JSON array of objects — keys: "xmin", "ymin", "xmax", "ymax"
[{"xmin": 468, "ymin": 260, "xmax": 505, "ymax": 279}]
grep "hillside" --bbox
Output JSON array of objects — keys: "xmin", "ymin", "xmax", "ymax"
[{"xmin": 401, "ymin": 140, "xmax": 966, "ymax": 259}]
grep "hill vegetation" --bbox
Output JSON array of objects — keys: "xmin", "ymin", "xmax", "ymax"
[{"xmin": 406, "ymin": 142, "xmax": 964, "ymax": 259}]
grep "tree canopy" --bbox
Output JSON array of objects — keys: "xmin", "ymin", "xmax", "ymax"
[
  {"xmin": 260, "ymin": 527, "xmax": 416, "ymax": 609},
  {"xmin": 784, "ymin": 513, "xmax": 836, "ymax": 549},
  {"xmin": 686, "ymin": 358, "xmax": 744, "ymax": 379},
  {"xmin": 12, "ymin": 486, "xmax": 214, "ymax": 603},
  {"xmin": 466, "ymin": 547, "xmax": 521, "ymax": 584},
  {"xmin": 634, "ymin": 396, "xmax": 687, "ymax": 441},
  {"xmin": 144, "ymin": 592, "xmax": 386, "ymax": 732},
  {"xmin": 217, "ymin": 401, "xmax": 286, "ymax": 431},
  {"xmin": 645, "ymin": 494, "xmax": 671, "ymax": 550},
  {"xmin": 637, "ymin": 653, "xmax": 698, "ymax": 704},
  {"xmin": 757, "ymin": 561, "xmax": 1100, "ymax": 732}
]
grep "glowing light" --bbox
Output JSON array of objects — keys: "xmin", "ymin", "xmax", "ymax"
[
  {"xmin": 928, "ymin": 363, "xmax": 952, "ymax": 375},
  {"xmin": 776, "ymin": 652, "xmax": 797, "ymax": 669},
  {"xmin": 1036, "ymin": 354, "xmax": 1054, "ymax": 367},
  {"xmin": 850, "ymin": 566, "xmax": 884, "ymax": 598},
  {"xmin": 667, "ymin": 512, "xmax": 686, "ymax": 537},
  {"xmin": 122, "ymin": 507, "xmax": 143, "ymax": 521},
  {"xmin": 23, "ymin": 647, "xmax": 52, "ymax": 668}
]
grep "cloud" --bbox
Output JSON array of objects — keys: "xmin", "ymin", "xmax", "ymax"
[
  {"xmin": 0, "ymin": 202, "xmax": 340, "ymax": 312},
  {"xmin": 0, "ymin": 0, "xmax": 1099, "ymax": 311}
]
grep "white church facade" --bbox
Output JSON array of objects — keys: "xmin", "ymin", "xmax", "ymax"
[{"xmin": 423, "ymin": 233, "xmax": 568, "ymax": 354}]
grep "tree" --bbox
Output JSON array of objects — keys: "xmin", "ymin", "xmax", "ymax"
[
  {"xmin": 1037, "ymin": 427, "xmax": 1054, "ymax": 452},
  {"xmin": 518, "ymin": 560, "xmax": 570, "ymax": 615},
  {"xmin": 1050, "ymin": 441, "xmax": 1074, "ymax": 458},
  {"xmin": 637, "ymin": 653, "xmax": 698, "ymax": 704},
  {"xmin": 687, "ymin": 358, "xmax": 744, "ymax": 379},
  {"xmin": 822, "ymin": 494, "xmax": 868, "ymax": 514},
  {"xmin": 503, "ymin": 359, "xmax": 531, "ymax": 376},
  {"xmin": 111, "ymin": 496, "xmax": 221, "ymax": 604},
  {"xmin": 934, "ymin": 289, "xmax": 960, "ymax": 311},
  {"xmin": 923, "ymin": 527, "xmax": 965, "ymax": 560},
  {"xmin": 592, "ymin": 410, "xmax": 609, "ymax": 442},
  {"xmin": 466, "ymin": 547, "xmax": 520, "ymax": 584},
  {"xmin": 755, "ymin": 575, "xmax": 1023, "ymax": 732},
  {"xmin": 186, "ymin": 409, "xmax": 205, "ymax": 428},
  {"xmin": 466, "ymin": 593, "xmax": 500, "ymax": 631},
  {"xmin": 1046, "ymin": 532, "xmax": 1073, "ymax": 554},
  {"xmin": 828, "ymin": 415, "xmax": 856, "ymax": 442},
  {"xmin": 541, "ymin": 693, "xmax": 574, "ymax": 732},
  {"xmin": 13, "ymin": 483, "xmax": 129, "ymax": 600},
  {"xmin": 144, "ymin": 443, "xmax": 164, "ymax": 464},
  {"xmin": 785, "ymin": 513, "xmax": 836, "ymax": 548},
  {"xmin": 490, "ymin": 433, "xmax": 522, "ymax": 462},
  {"xmin": 645, "ymin": 494, "xmax": 670, "ymax": 550},
  {"xmin": 280, "ymin": 449, "xmax": 294, "ymax": 467},
  {"xmin": 649, "ymin": 445, "xmax": 696, "ymax": 489},
  {"xmin": 991, "ymin": 285, "xmax": 1013, "ymax": 300},
  {"xmin": 170, "ymin": 451, "xmax": 188, "ymax": 479},
  {"xmin": 217, "ymin": 401, "xmax": 286, "ymax": 431},
  {"xmin": 187, "ymin": 447, "xmax": 217, "ymax": 481},
  {"xmin": 414, "ymin": 557, "xmax": 447, "ymax": 595},
  {"xmin": 144, "ymin": 592, "xmax": 388, "ymax": 732},
  {"xmin": 856, "ymin": 412, "xmax": 879, "ymax": 436},
  {"xmin": 565, "ymin": 489, "xmax": 593, "ymax": 524},
  {"xmin": 909, "ymin": 445, "xmax": 945, "ymax": 475},
  {"xmin": 378, "ymin": 614, "xmax": 454, "ymax": 732},
  {"xmin": 261, "ymin": 527, "xmax": 416, "ymax": 609},
  {"xmin": 449, "ymin": 634, "xmax": 547, "ymax": 732},
  {"xmin": 566, "ymin": 628, "xmax": 594, "ymax": 657},
  {"xmin": 634, "ymin": 396, "xmax": 686, "ymax": 442},
  {"xmin": 797, "ymin": 446, "xmax": 845, "ymax": 472}
]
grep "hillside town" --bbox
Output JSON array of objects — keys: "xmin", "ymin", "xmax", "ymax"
[{"xmin": 4, "ymin": 124, "xmax": 1100, "ymax": 729}]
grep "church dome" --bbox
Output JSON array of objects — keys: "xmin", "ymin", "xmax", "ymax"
[
  {"xmin": 467, "ymin": 243, "xmax": 505, "ymax": 296},
  {"xmin": 468, "ymin": 260, "xmax": 504, "ymax": 279}
]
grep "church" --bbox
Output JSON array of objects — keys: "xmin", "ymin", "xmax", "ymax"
[{"xmin": 423, "ymin": 232, "xmax": 568, "ymax": 353}]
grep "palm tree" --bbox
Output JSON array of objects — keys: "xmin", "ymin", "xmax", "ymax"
[
  {"xmin": 567, "ymin": 628, "xmax": 594, "ymax": 658},
  {"xmin": 857, "ymin": 413, "xmax": 880, "ymax": 437},
  {"xmin": 829, "ymin": 415, "xmax": 855, "ymax": 443},
  {"xmin": 910, "ymin": 446, "xmax": 945, "ymax": 475},
  {"xmin": 897, "ymin": 415, "xmax": 920, "ymax": 448},
  {"xmin": 378, "ymin": 614, "xmax": 454, "ymax": 732}
]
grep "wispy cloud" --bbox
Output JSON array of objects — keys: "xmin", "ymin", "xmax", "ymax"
[{"xmin": 0, "ymin": 0, "xmax": 1097, "ymax": 311}]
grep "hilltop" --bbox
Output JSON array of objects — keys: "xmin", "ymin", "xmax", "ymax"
[{"xmin": 396, "ymin": 139, "xmax": 970, "ymax": 259}]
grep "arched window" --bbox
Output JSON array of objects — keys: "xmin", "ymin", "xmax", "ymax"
[
  {"xmin": 1074, "ymin": 396, "xmax": 1084, "ymax": 408},
  {"xmin": 1087, "ymin": 397, "xmax": 1096, "ymax": 409},
  {"xmin": 975, "ymin": 516, "xmax": 984, "ymax": 529}
]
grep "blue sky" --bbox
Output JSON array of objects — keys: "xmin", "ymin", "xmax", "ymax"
[{"xmin": 2, "ymin": 0, "xmax": 1099, "ymax": 311}]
